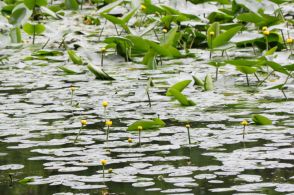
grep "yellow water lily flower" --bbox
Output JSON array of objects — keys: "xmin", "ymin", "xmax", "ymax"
[
  {"xmin": 81, "ymin": 119, "xmax": 87, "ymax": 126},
  {"xmin": 263, "ymin": 30, "xmax": 270, "ymax": 36},
  {"xmin": 241, "ymin": 120, "xmax": 249, "ymax": 126},
  {"xmin": 286, "ymin": 38, "xmax": 293, "ymax": 44},
  {"xmin": 100, "ymin": 159, "xmax": 107, "ymax": 166},
  {"xmin": 105, "ymin": 120, "xmax": 112, "ymax": 127},
  {"xmin": 102, "ymin": 101, "xmax": 108, "ymax": 108}
]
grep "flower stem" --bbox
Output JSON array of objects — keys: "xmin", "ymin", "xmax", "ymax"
[
  {"xmin": 265, "ymin": 36, "xmax": 269, "ymax": 51},
  {"xmin": 246, "ymin": 74, "xmax": 249, "ymax": 86},
  {"xmin": 139, "ymin": 130, "xmax": 141, "ymax": 147},
  {"xmin": 74, "ymin": 126, "xmax": 83, "ymax": 143},
  {"xmin": 243, "ymin": 126, "xmax": 245, "ymax": 139},
  {"xmin": 106, "ymin": 126, "xmax": 109, "ymax": 141},
  {"xmin": 101, "ymin": 53, "xmax": 104, "ymax": 66},
  {"xmin": 187, "ymin": 127, "xmax": 191, "ymax": 144}
]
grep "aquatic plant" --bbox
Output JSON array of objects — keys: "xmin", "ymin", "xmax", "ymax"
[
  {"xmin": 102, "ymin": 101, "xmax": 108, "ymax": 112},
  {"xmin": 74, "ymin": 119, "xmax": 87, "ymax": 143},
  {"xmin": 240, "ymin": 119, "xmax": 249, "ymax": 139},
  {"xmin": 137, "ymin": 125, "xmax": 143, "ymax": 147},
  {"xmin": 100, "ymin": 159, "xmax": 107, "ymax": 178},
  {"xmin": 105, "ymin": 120, "xmax": 112, "ymax": 141},
  {"xmin": 185, "ymin": 124, "xmax": 191, "ymax": 145}
]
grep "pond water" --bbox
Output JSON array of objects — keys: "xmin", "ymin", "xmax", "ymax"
[{"xmin": 0, "ymin": 0, "xmax": 293, "ymax": 194}]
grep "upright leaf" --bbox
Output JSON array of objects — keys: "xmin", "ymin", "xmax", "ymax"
[
  {"xmin": 24, "ymin": 0, "xmax": 47, "ymax": 10},
  {"xmin": 212, "ymin": 26, "xmax": 242, "ymax": 48},
  {"xmin": 166, "ymin": 80, "xmax": 192, "ymax": 96},
  {"xmin": 169, "ymin": 88, "xmax": 196, "ymax": 106},
  {"xmin": 207, "ymin": 22, "xmax": 220, "ymax": 48},
  {"xmin": 64, "ymin": 0, "xmax": 79, "ymax": 10},
  {"xmin": 204, "ymin": 74, "xmax": 214, "ymax": 91},
  {"xmin": 67, "ymin": 50, "xmax": 83, "ymax": 65},
  {"xmin": 9, "ymin": 27, "xmax": 22, "ymax": 43}
]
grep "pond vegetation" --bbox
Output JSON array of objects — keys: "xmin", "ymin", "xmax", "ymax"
[{"xmin": 0, "ymin": 0, "xmax": 293, "ymax": 194}]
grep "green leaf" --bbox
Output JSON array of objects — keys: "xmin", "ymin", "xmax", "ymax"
[
  {"xmin": 226, "ymin": 59, "xmax": 263, "ymax": 67},
  {"xmin": 237, "ymin": 12, "xmax": 263, "ymax": 24},
  {"xmin": 58, "ymin": 66, "xmax": 79, "ymax": 74},
  {"xmin": 127, "ymin": 118, "xmax": 165, "ymax": 131},
  {"xmin": 284, "ymin": 64, "xmax": 294, "ymax": 71},
  {"xmin": 192, "ymin": 76, "xmax": 204, "ymax": 86},
  {"xmin": 40, "ymin": 6, "xmax": 62, "ymax": 19},
  {"xmin": 252, "ymin": 114, "xmax": 272, "ymax": 125},
  {"xmin": 9, "ymin": 4, "xmax": 32, "ymax": 26},
  {"xmin": 122, "ymin": 8, "xmax": 137, "ymax": 23},
  {"xmin": 166, "ymin": 80, "xmax": 192, "ymax": 96},
  {"xmin": 236, "ymin": 66, "xmax": 257, "ymax": 74},
  {"xmin": 207, "ymin": 22, "xmax": 220, "ymax": 48},
  {"xmin": 142, "ymin": 49, "xmax": 157, "ymax": 69},
  {"xmin": 64, "ymin": 0, "xmax": 79, "ymax": 10},
  {"xmin": 161, "ymin": 26, "xmax": 178, "ymax": 46},
  {"xmin": 23, "ymin": 23, "xmax": 46, "ymax": 35},
  {"xmin": 265, "ymin": 46, "xmax": 277, "ymax": 56},
  {"xmin": 67, "ymin": 50, "xmax": 83, "ymax": 65},
  {"xmin": 204, "ymin": 74, "xmax": 214, "ymax": 91},
  {"xmin": 87, "ymin": 64, "xmax": 115, "ymax": 80},
  {"xmin": 9, "ymin": 27, "xmax": 22, "ymax": 43},
  {"xmin": 97, "ymin": 0, "xmax": 124, "ymax": 14},
  {"xmin": 24, "ymin": 0, "xmax": 47, "ymax": 10},
  {"xmin": 212, "ymin": 26, "xmax": 242, "ymax": 48},
  {"xmin": 266, "ymin": 61, "xmax": 289, "ymax": 75},
  {"xmin": 265, "ymin": 84, "xmax": 285, "ymax": 90},
  {"xmin": 19, "ymin": 178, "xmax": 34, "ymax": 184},
  {"xmin": 169, "ymin": 88, "xmax": 196, "ymax": 106},
  {"xmin": 32, "ymin": 50, "xmax": 63, "ymax": 56}
]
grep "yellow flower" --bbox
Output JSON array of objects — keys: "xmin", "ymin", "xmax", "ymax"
[
  {"xmin": 108, "ymin": 168, "xmax": 113, "ymax": 173},
  {"xmin": 137, "ymin": 126, "xmax": 143, "ymax": 131},
  {"xmin": 263, "ymin": 30, "xmax": 270, "ymax": 36},
  {"xmin": 140, "ymin": 4, "xmax": 146, "ymax": 11},
  {"xmin": 101, "ymin": 159, "xmax": 107, "ymax": 166},
  {"xmin": 128, "ymin": 137, "xmax": 133, "ymax": 143},
  {"xmin": 70, "ymin": 86, "xmax": 76, "ymax": 92},
  {"xmin": 209, "ymin": 31, "xmax": 215, "ymax": 36},
  {"xmin": 102, "ymin": 101, "xmax": 108, "ymax": 108},
  {"xmin": 262, "ymin": 26, "xmax": 268, "ymax": 31},
  {"xmin": 162, "ymin": 29, "xmax": 168, "ymax": 33},
  {"xmin": 286, "ymin": 38, "xmax": 293, "ymax": 44},
  {"xmin": 100, "ymin": 47, "xmax": 106, "ymax": 52},
  {"xmin": 81, "ymin": 119, "xmax": 87, "ymax": 126},
  {"xmin": 105, "ymin": 120, "xmax": 112, "ymax": 127},
  {"xmin": 241, "ymin": 120, "xmax": 249, "ymax": 126},
  {"xmin": 186, "ymin": 124, "xmax": 190, "ymax": 128}
]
